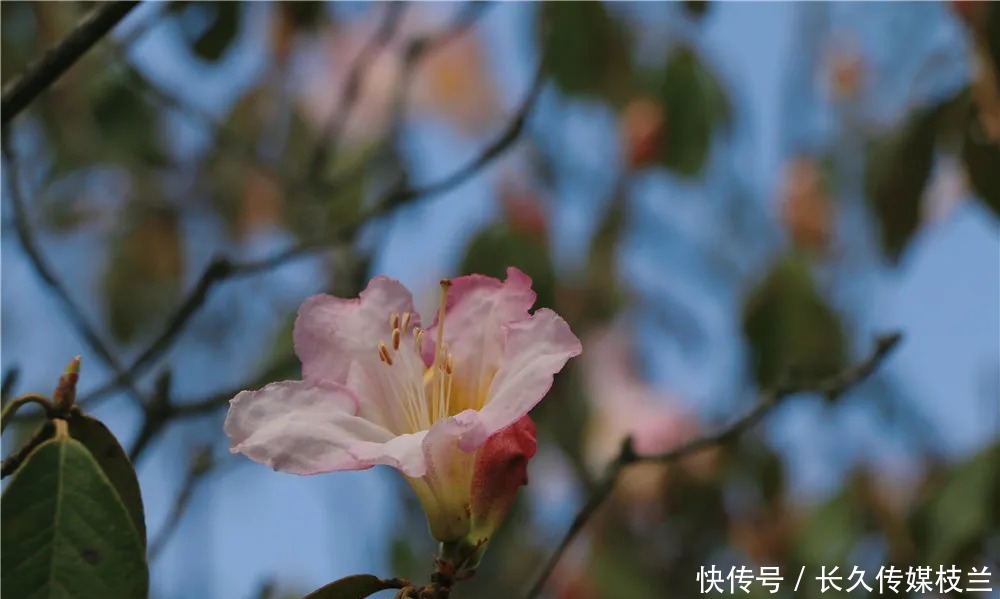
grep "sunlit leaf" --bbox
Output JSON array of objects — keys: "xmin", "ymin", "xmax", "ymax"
[
  {"xmin": 1, "ymin": 436, "xmax": 148, "ymax": 599},
  {"xmin": 301, "ymin": 574, "xmax": 403, "ymax": 599}
]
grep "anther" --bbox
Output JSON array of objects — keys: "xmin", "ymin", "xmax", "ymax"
[
  {"xmin": 390, "ymin": 312, "xmax": 400, "ymax": 330},
  {"xmin": 392, "ymin": 328, "xmax": 401, "ymax": 351},
  {"xmin": 414, "ymin": 328, "xmax": 425, "ymax": 350},
  {"xmin": 378, "ymin": 341, "xmax": 393, "ymax": 365},
  {"xmin": 401, "ymin": 312, "xmax": 411, "ymax": 332}
]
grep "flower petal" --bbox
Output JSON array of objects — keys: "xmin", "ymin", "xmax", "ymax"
[
  {"xmin": 225, "ymin": 380, "xmax": 394, "ymax": 475},
  {"xmin": 435, "ymin": 267, "xmax": 536, "ymax": 404},
  {"xmin": 294, "ymin": 276, "xmax": 418, "ymax": 383},
  {"xmin": 465, "ymin": 309, "xmax": 582, "ymax": 450}
]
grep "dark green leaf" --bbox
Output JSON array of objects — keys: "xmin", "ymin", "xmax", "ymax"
[
  {"xmin": 540, "ymin": 2, "xmax": 631, "ymax": 104},
  {"xmin": 742, "ymin": 254, "xmax": 847, "ymax": 389},
  {"xmin": 67, "ymin": 413, "xmax": 146, "ymax": 548},
  {"xmin": 865, "ymin": 105, "xmax": 938, "ymax": 262},
  {"xmin": 962, "ymin": 106, "xmax": 1000, "ymax": 216},
  {"xmin": 657, "ymin": 47, "xmax": 730, "ymax": 177},
  {"xmin": 301, "ymin": 574, "xmax": 403, "ymax": 599},
  {"xmin": 1, "ymin": 437, "xmax": 148, "ymax": 599},
  {"xmin": 91, "ymin": 67, "xmax": 168, "ymax": 167}
]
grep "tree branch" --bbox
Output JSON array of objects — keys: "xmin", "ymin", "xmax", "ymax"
[
  {"xmin": 81, "ymin": 52, "xmax": 548, "ymax": 407},
  {"xmin": 1, "ymin": 1, "xmax": 140, "ymax": 126},
  {"xmin": 523, "ymin": 332, "xmax": 903, "ymax": 599},
  {"xmin": 2, "ymin": 138, "xmax": 148, "ymax": 409}
]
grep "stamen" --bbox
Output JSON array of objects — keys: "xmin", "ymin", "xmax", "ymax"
[
  {"xmin": 401, "ymin": 312, "xmax": 412, "ymax": 332},
  {"xmin": 444, "ymin": 352, "xmax": 454, "ymax": 375},
  {"xmin": 390, "ymin": 312, "xmax": 400, "ymax": 330},
  {"xmin": 413, "ymin": 327, "xmax": 425, "ymax": 351},
  {"xmin": 392, "ymin": 328, "xmax": 401, "ymax": 351},
  {"xmin": 378, "ymin": 341, "xmax": 393, "ymax": 365},
  {"xmin": 434, "ymin": 279, "xmax": 452, "ymax": 368}
]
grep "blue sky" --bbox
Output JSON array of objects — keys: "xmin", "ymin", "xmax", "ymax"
[{"xmin": 2, "ymin": 3, "xmax": 997, "ymax": 598}]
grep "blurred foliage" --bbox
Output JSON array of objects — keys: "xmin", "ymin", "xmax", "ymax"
[
  {"xmin": 742, "ymin": 254, "xmax": 846, "ymax": 389},
  {"xmin": 865, "ymin": 103, "xmax": 937, "ymax": 263},
  {"xmin": 102, "ymin": 203, "xmax": 184, "ymax": 344},
  {"xmin": 540, "ymin": 2, "xmax": 631, "ymax": 105},
  {"xmin": 1, "ymin": 2, "xmax": 997, "ymax": 599}
]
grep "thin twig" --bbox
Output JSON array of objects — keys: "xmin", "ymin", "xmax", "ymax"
[
  {"xmin": 523, "ymin": 333, "xmax": 903, "ymax": 599},
  {"xmin": 1, "ymin": 367, "xmax": 22, "ymax": 405},
  {"xmin": 306, "ymin": 3, "xmax": 407, "ymax": 179},
  {"xmin": 81, "ymin": 53, "xmax": 548, "ymax": 407},
  {"xmin": 1, "ymin": 1, "xmax": 140, "ymax": 125},
  {"xmin": 1, "ymin": 394, "xmax": 52, "ymax": 433},
  {"xmin": 1, "ymin": 138, "xmax": 148, "ymax": 409},
  {"xmin": 1, "ymin": 421, "xmax": 55, "ymax": 479}
]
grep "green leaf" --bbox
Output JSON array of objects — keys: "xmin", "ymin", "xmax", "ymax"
[
  {"xmin": 540, "ymin": 1, "xmax": 631, "ymax": 104},
  {"xmin": 914, "ymin": 443, "xmax": 999, "ymax": 565},
  {"xmin": 742, "ymin": 254, "xmax": 847, "ymax": 389},
  {"xmin": 657, "ymin": 47, "xmax": 730, "ymax": 177},
  {"xmin": 301, "ymin": 574, "xmax": 403, "ymax": 599},
  {"xmin": 1, "ymin": 436, "xmax": 149, "ymax": 599},
  {"xmin": 865, "ymin": 105, "xmax": 938, "ymax": 262},
  {"xmin": 67, "ymin": 414, "xmax": 146, "ymax": 548},
  {"xmin": 962, "ymin": 107, "xmax": 1000, "ymax": 216}
]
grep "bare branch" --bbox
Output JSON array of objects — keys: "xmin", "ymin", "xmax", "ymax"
[
  {"xmin": 1, "ymin": 1, "xmax": 140, "ymax": 126},
  {"xmin": 523, "ymin": 333, "xmax": 903, "ymax": 599}
]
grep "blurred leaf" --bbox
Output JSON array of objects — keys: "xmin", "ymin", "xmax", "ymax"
[
  {"xmin": 280, "ymin": 1, "xmax": 326, "ymax": 31},
  {"xmin": 540, "ymin": 1, "xmax": 631, "ymax": 104},
  {"xmin": 67, "ymin": 413, "xmax": 146, "ymax": 548},
  {"xmin": 656, "ymin": 47, "xmax": 730, "ymax": 177},
  {"xmin": 742, "ymin": 254, "xmax": 847, "ymax": 389},
  {"xmin": 1, "ymin": 436, "xmax": 148, "ymax": 599},
  {"xmin": 1, "ymin": 2, "xmax": 37, "ymax": 88},
  {"xmin": 91, "ymin": 67, "xmax": 168, "ymax": 166},
  {"xmin": 865, "ymin": 104, "xmax": 938, "ymax": 262},
  {"xmin": 173, "ymin": 1, "xmax": 242, "ymax": 62},
  {"xmin": 682, "ymin": 0, "xmax": 712, "ymax": 19},
  {"xmin": 301, "ymin": 574, "xmax": 402, "ymax": 599},
  {"xmin": 459, "ymin": 224, "xmax": 556, "ymax": 310},
  {"xmin": 912, "ymin": 443, "xmax": 999, "ymax": 565},
  {"xmin": 962, "ymin": 106, "xmax": 1000, "ymax": 216},
  {"xmin": 102, "ymin": 203, "xmax": 184, "ymax": 344},
  {"xmin": 795, "ymin": 478, "xmax": 863, "ymax": 566}
]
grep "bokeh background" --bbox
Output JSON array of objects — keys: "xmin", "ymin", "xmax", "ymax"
[{"xmin": 2, "ymin": 2, "xmax": 998, "ymax": 598}]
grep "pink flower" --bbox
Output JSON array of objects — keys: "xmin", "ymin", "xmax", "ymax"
[{"xmin": 225, "ymin": 267, "xmax": 581, "ymax": 550}]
